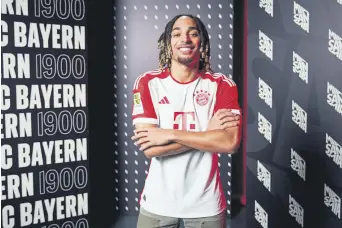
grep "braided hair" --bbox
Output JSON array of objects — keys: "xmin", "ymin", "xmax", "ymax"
[{"xmin": 157, "ymin": 14, "xmax": 212, "ymax": 73}]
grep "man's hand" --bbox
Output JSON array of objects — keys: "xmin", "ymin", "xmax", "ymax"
[
  {"xmin": 170, "ymin": 108, "xmax": 242, "ymax": 153},
  {"xmin": 207, "ymin": 109, "xmax": 240, "ymax": 131},
  {"xmin": 131, "ymin": 128, "xmax": 174, "ymax": 151}
]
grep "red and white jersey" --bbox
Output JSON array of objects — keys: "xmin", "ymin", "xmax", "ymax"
[{"xmin": 132, "ymin": 68, "xmax": 241, "ymax": 218}]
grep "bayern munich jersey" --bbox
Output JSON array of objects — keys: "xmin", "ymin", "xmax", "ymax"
[{"xmin": 131, "ymin": 67, "xmax": 241, "ymax": 218}]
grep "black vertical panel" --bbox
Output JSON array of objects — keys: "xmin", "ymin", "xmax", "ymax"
[
  {"xmin": 232, "ymin": 0, "xmax": 245, "ymax": 204},
  {"xmin": 246, "ymin": 0, "xmax": 342, "ymax": 228},
  {"xmin": 87, "ymin": 0, "xmax": 117, "ymax": 227}
]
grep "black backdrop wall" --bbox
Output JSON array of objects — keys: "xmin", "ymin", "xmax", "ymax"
[
  {"xmin": 246, "ymin": 0, "xmax": 342, "ymax": 228},
  {"xmin": 1, "ymin": 1, "xmax": 89, "ymax": 228},
  {"xmin": 87, "ymin": 0, "xmax": 117, "ymax": 227}
]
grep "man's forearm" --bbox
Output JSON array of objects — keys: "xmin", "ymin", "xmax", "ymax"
[
  {"xmin": 143, "ymin": 142, "xmax": 193, "ymax": 158},
  {"xmin": 170, "ymin": 129, "xmax": 240, "ymax": 153}
]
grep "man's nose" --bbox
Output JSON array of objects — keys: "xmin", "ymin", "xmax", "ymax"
[{"xmin": 181, "ymin": 34, "xmax": 191, "ymax": 43}]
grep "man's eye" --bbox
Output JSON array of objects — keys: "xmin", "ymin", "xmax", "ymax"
[
  {"xmin": 172, "ymin": 33, "xmax": 180, "ymax": 37},
  {"xmin": 190, "ymin": 33, "xmax": 199, "ymax": 37}
]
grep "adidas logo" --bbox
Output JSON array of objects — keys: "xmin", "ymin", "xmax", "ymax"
[{"xmin": 158, "ymin": 96, "xmax": 170, "ymax": 104}]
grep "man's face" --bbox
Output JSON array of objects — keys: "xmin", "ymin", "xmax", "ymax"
[{"xmin": 170, "ymin": 16, "xmax": 201, "ymax": 66}]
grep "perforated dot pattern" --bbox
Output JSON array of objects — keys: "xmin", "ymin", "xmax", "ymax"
[{"xmin": 113, "ymin": 0, "xmax": 234, "ymax": 216}]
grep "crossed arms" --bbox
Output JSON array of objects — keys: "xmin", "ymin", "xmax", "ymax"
[{"xmin": 131, "ymin": 109, "xmax": 242, "ymax": 158}]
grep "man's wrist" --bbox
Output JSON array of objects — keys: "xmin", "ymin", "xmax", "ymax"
[{"xmin": 168, "ymin": 129, "xmax": 178, "ymax": 142}]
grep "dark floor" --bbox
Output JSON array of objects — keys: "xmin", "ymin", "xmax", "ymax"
[
  {"xmin": 112, "ymin": 200, "xmax": 246, "ymax": 228},
  {"xmin": 231, "ymin": 200, "xmax": 246, "ymax": 228}
]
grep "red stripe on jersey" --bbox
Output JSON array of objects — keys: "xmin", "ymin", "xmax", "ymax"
[
  {"xmin": 200, "ymin": 72, "xmax": 241, "ymax": 116},
  {"xmin": 133, "ymin": 68, "xmax": 168, "ymax": 90},
  {"xmin": 201, "ymin": 72, "xmax": 236, "ymax": 87},
  {"xmin": 132, "ymin": 69, "xmax": 168, "ymax": 121},
  {"xmin": 134, "ymin": 70, "xmax": 162, "ymax": 90}
]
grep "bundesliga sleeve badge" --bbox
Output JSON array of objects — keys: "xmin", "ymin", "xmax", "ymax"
[{"xmin": 133, "ymin": 92, "xmax": 144, "ymax": 115}]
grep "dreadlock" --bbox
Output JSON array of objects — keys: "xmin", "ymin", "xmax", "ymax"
[{"xmin": 157, "ymin": 14, "xmax": 212, "ymax": 73}]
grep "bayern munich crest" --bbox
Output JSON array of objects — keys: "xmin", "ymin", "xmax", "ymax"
[{"xmin": 194, "ymin": 90, "xmax": 210, "ymax": 106}]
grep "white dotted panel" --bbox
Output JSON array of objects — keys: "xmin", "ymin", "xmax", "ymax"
[{"xmin": 114, "ymin": 0, "xmax": 234, "ymax": 216}]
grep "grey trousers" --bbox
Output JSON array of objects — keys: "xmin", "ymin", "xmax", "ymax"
[{"xmin": 136, "ymin": 207, "xmax": 227, "ymax": 228}]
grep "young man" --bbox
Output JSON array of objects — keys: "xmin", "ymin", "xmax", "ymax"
[{"xmin": 131, "ymin": 14, "xmax": 242, "ymax": 228}]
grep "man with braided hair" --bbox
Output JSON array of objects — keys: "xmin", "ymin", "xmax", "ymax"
[{"xmin": 131, "ymin": 14, "xmax": 242, "ymax": 228}]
